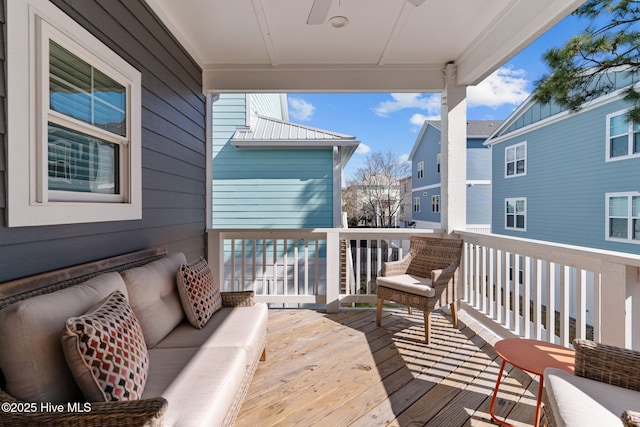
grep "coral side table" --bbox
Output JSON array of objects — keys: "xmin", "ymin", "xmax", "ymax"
[{"xmin": 490, "ymin": 338, "xmax": 575, "ymax": 427}]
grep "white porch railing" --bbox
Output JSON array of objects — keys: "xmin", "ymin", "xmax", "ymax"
[
  {"xmin": 457, "ymin": 231, "xmax": 640, "ymax": 350},
  {"xmin": 207, "ymin": 229, "xmax": 442, "ymax": 311},
  {"xmin": 207, "ymin": 228, "xmax": 640, "ymax": 349}
]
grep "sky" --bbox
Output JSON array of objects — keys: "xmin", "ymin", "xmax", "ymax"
[{"xmin": 284, "ymin": 12, "xmax": 589, "ymax": 181}]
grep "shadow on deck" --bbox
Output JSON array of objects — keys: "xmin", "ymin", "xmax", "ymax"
[{"xmin": 236, "ymin": 308, "xmax": 540, "ymax": 427}]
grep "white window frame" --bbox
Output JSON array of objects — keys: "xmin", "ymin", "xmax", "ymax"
[
  {"xmin": 417, "ymin": 161, "xmax": 424, "ymax": 179},
  {"xmin": 7, "ymin": 0, "xmax": 141, "ymax": 227},
  {"xmin": 413, "ymin": 197, "xmax": 420, "ymax": 212},
  {"xmin": 605, "ymin": 192, "xmax": 640, "ymax": 244},
  {"xmin": 431, "ymin": 195, "xmax": 440, "ymax": 213},
  {"xmin": 605, "ymin": 109, "xmax": 640, "ymax": 161},
  {"xmin": 505, "ymin": 197, "xmax": 527, "ymax": 231},
  {"xmin": 505, "ymin": 142, "xmax": 527, "ymax": 178}
]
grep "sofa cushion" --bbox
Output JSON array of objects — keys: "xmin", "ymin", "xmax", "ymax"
[
  {"xmin": 154, "ymin": 303, "xmax": 268, "ymax": 365},
  {"xmin": 544, "ymin": 367, "xmax": 640, "ymax": 427},
  {"xmin": 121, "ymin": 252, "xmax": 186, "ymax": 348},
  {"xmin": 0, "ymin": 272, "xmax": 128, "ymax": 403},
  {"xmin": 377, "ymin": 274, "xmax": 435, "ymax": 297},
  {"xmin": 176, "ymin": 257, "xmax": 222, "ymax": 329},
  {"xmin": 62, "ymin": 290, "xmax": 149, "ymax": 402},
  {"xmin": 143, "ymin": 347, "xmax": 247, "ymax": 427}
]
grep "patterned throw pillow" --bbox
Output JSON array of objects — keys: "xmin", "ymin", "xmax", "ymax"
[
  {"xmin": 61, "ymin": 290, "xmax": 149, "ymax": 402},
  {"xmin": 176, "ymin": 257, "xmax": 222, "ymax": 329}
]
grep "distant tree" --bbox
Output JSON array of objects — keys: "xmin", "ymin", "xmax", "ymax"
[
  {"xmin": 347, "ymin": 151, "xmax": 410, "ymax": 228},
  {"xmin": 534, "ymin": 0, "xmax": 640, "ymax": 122}
]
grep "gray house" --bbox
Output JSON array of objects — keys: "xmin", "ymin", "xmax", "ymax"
[
  {"xmin": 486, "ymin": 72, "xmax": 640, "ymax": 254},
  {"xmin": 0, "ymin": 0, "xmax": 580, "ymax": 282},
  {"xmin": 409, "ymin": 120, "xmax": 501, "ymax": 231}
]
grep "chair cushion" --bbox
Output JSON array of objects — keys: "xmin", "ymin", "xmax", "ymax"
[
  {"xmin": 62, "ymin": 290, "xmax": 149, "ymax": 402},
  {"xmin": 176, "ymin": 257, "xmax": 222, "ymax": 329},
  {"xmin": 154, "ymin": 303, "xmax": 268, "ymax": 366},
  {"xmin": 0, "ymin": 272, "xmax": 129, "ymax": 403},
  {"xmin": 121, "ymin": 253, "xmax": 186, "ymax": 348},
  {"xmin": 143, "ymin": 347, "xmax": 247, "ymax": 427},
  {"xmin": 544, "ymin": 367, "xmax": 640, "ymax": 427},
  {"xmin": 377, "ymin": 274, "xmax": 435, "ymax": 297}
]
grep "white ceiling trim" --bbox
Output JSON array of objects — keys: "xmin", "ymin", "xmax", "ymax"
[
  {"xmin": 377, "ymin": 1, "xmax": 412, "ymax": 66},
  {"xmin": 250, "ymin": 0, "xmax": 279, "ymax": 66},
  {"xmin": 456, "ymin": 0, "xmax": 586, "ymax": 85},
  {"xmin": 145, "ymin": 0, "xmax": 205, "ymax": 66}
]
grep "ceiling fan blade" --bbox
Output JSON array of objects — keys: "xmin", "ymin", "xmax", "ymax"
[
  {"xmin": 406, "ymin": 0, "xmax": 426, "ymax": 6},
  {"xmin": 307, "ymin": 0, "xmax": 332, "ymax": 25}
]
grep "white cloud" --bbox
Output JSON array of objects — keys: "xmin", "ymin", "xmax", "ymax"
[
  {"xmin": 288, "ymin": 97, "xmax": 315, "ymax": 121},
  {"xmin": 468, "ymin": 67, "xmax": 530, "ymax": 108},
  {"xmin": 356, "ymin": 143, "xmax": 371, "ymax": 155},
  {"xmin": 410, "ymin": 113, "xmax": 440, "ymax": 127},
  {"xmin": 373, "ymin": 93, "xmax": 440, "ymax": 117},
  {"xmin": 398, "ymin": 153, "xmax": 410, "ymax": 164}
]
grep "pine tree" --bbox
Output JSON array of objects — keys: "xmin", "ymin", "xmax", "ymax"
[{"xmin": 534, "ymin": 0, "xmax": 640, "ymax": 122}]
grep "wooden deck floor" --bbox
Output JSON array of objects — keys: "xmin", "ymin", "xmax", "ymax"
[{"xmin": 236, "ymin": 308, "xmax": 541, "ymax": 427}]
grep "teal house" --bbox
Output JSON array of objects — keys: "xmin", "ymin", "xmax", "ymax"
[{"xmin": 212, "ymin": 94, "xmax": 359, "ymax": 229}]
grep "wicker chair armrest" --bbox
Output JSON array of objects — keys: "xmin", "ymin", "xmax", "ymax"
[
  {"xmin": 622, "ymin": 410, "xmax": 640, "ymax": 427},
  {"xmin": 573, "ymin": 339, "xmax": 640, "ymax": 391},
  {"xmin": 0, "ymin": 388, "xmax": 167, "ymax": 427},
  {"xmin": 383, "ymin": 254, "xmax": 413, "ymax": 277},
  {"xmin": 221, "ymin": 291, "xmax": 255, "ymax": 307},
  {"xmin": 430, "ymin": 260, "xmax": 458, "ymax": 287}
]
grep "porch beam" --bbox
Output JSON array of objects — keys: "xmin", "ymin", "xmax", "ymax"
[
  {"xmin": 202, "ymin": 65, "xmax": 444, "ymax": 93},
  {"xmin": 440, "ymin": 63, "xmax": 467, "ymax": 234}
]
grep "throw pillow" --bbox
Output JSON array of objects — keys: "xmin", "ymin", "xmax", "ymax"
[
  {"xmin": 61, "ymin": 290, "xmax": 149, "ymax": 402},
  {"xmin": 176, "ymin": 257, "xmax": 222, "ymax": 329}
]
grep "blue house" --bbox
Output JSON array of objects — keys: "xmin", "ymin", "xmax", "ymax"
[
  {"xmin": 409, "ymin": 120, "xmax": 500, "ymax": 231},
  {"xmin": 486, "ymin": 72, "xmax": 640, "ymax": 254},
  {"xmin": 212, "ymin": 94, "xmax": 360, "ymax": 229}
]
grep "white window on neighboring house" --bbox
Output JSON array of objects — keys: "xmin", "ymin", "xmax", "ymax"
[
  {"xmin": 417, "ymin": 161, "xmax": 424, "ymax": 179},
  {"xmin": 606, "ymin": 192, "xmax": 640, "ymax": 243},
  {"xmin": 436, "ymin": 153, "xmax": 441, "ymax": 174},
  {"xmin": 505, "ymin": 198, "xmax": 526, "ymax": 231},
  {"xmin": 606, "ymin": 110, "xmax": 640, "ymax": 160},
  {"xmin": 431, "ymin": 195, "xmax": 440, "ymax": 213},
  {"xmin": 413, "ymin": 197, "xmax": 421, "ymax": 212},
  {"xmin": 505, "ymin": 142, "xmax": 526, "ymax": 177},
  {"xmin": 7, "ymin": 0, "xmax": 142, "ymax": 227}
]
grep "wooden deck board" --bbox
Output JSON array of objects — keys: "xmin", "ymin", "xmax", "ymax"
[{"xmin": 235, "ymin": 308, "xmax": 539, "ymax": 427}]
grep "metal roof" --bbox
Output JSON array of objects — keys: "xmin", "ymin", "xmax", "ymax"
[{"xmin": 232, "ymin": 115, "xmax": 358, "ymax": 144}]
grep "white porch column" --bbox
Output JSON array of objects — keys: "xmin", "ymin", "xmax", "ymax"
[
  {"xmin": 440, "ymin": 63, "xmax": 467, "ymax": 234},
  {"xmin": 325, "ymin": 229, "xmax": 340, "ymax": 313}
]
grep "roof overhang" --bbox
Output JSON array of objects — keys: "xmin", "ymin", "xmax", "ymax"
[{"xmin": 145, "ymin": 0, "xmax": 585, "ymax": 93}]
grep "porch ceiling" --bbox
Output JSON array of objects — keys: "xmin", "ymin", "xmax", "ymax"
[{"xmin": 146, "ymin": 0, "xmax": 584, "ymax": 93}]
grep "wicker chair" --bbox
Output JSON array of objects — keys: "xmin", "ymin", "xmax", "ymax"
[
  {"xmin": 375, "ymin": 236, "xmax": 463, "ymax": 343},
  {"xmin": 542, "ymin": 339, "xmax": 640, "ymax": 427}
]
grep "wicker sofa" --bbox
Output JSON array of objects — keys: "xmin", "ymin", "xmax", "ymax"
[
  {"xmin": 0, "ymin": 248, "xmax": 267, "ymax": 427},
  {"xmin": 542, "ymin": 339, "xmax": 640, "ymax": 427}
]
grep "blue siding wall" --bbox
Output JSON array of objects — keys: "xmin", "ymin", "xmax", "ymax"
[
  {"xmin": 467, "ymin": 138, "xmax": 491, "ymax": 180},
  {"xmin": 411, "ymin": 125, "xmax": 441, "ymax": 224},
  {"xmin": 212, "ymin": 95, "xmax": 334, "ymax": 228},
  {"xmin": 467, "ymin": 184, "xmax": 491, "ymax": 224},
  {"xmin": 492, "ymin": 98, "xmax": 640, "ymax": 254},
  {"xmin": 411, "ymin": 124, "xmax": 491, "ymax": 226},
  {"xmin": 412, "ymin": 187, "xmax": 441, "ymax": 224},
  {"xmin": 0, "ymin": 0, "xmax": 207, "ymax": 282}
]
